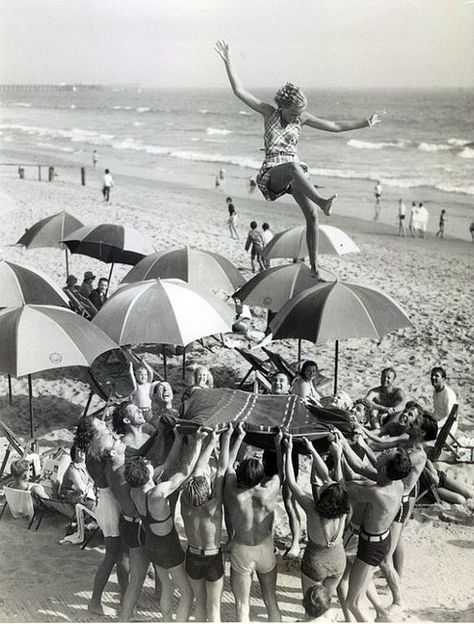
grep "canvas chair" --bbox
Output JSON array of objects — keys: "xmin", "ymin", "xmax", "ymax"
[
  {"xmin": 63, "ymin": 288, "xmax": 98, "ymax": 320},
  {"xmin": 0, "ymin": 485, "xmax": 36, "ymax": 524},
  {"xmin": 437, "ymin": 404, "xmax": 474, "ymax": 463},
  {"xmin": 261, "ymin": 346, "xmax": 298, "ymax": 382},
  {"xmin": 235, "ymin": 347, "xmax": 273, "ymax": 389},
  {"xmin": 0, "ymin": 418, "xmax": 41, "ymax": 480}
]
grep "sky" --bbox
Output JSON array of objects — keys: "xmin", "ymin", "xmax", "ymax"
[{"xmin": 1, "ymin": 0, "xmax": 473, "ymax": 88}]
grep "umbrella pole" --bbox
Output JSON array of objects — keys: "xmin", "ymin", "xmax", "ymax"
[
  {"xmin": 297, "ymin": 339, "xmax": 302, "ymax": 367},
  {"xmin": 182, "ymin": 347, "xmax": 186, "ymax": 379},
  {"xmin": 7, "ymin": 374, "xmax": 12, "ymax": 404},
  {"xmin": 106, "ymin": 264, "xmax": 114, "ymax": 296},
  {"xmin": 162, "ymin": 345, "xmax": 167, "ymax": 381},
  {"xmin": 333, "ymin": 340, "xmax": 339, "ymax": 395},
  {"xmin": 65, "ymin": 248, "xmax": 69, "ymax": 278},
  {"xmin": 28, "ymin": 374, "xmax": 34, "ymax": 438}
]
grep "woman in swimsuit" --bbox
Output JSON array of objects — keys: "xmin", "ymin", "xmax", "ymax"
[
  {"xmin": 215, "ymin": 40, "xmax": 384, "ymax": 279},
  {"xmin": 284, "ymin": 435, "xmax": 350, "ymax": 618},
  {"xmin": 291, "ymin": 360, "xmax": 323, "ymax": 407}
]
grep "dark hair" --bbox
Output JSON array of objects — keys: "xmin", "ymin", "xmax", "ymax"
[
  {"xmin": 386, "ymin": 450, "xmax": 411, "ymax": 481},
  {"xmin": 98, "ymin": 277, "xmax": 108, "ymax": 285},
  {"xmin": 302, "ymin": 585, "xmax": 330, "ymax": 619},
  {"xmin": 404, "ymin": 400, "xmax": 424, "ymax": 414},
  {"xmin": 262, "ymin": 449, "xmax": 278, "ymax": 477},
  {"xmin": 70, "ymin": 443, "xmax": 83, "ymax": 463},
  {"xmin": 226, "ymin": 196, "xmax": 232, "ymax": 203},
  {"xmin": 420, "ymin": 414, "xmax": 438, "ymax": 442},
  {"xmin": 315, "ymin": 483, "xmax": 350, "ymax": 519},
  {"xmin": 236, "ymin": 457, "xmax": 265, "ymax": 488},
  {"xmin": 105, "ymin": 168, "xmax": 110, "ymax": 174},
  {"xmin": 300, "ymin": 360, "xmax": 318, "ymax": 377},
  {"xmin": 262, "ymin": 222, "xmax": 270, "ymax": 230},
  {"xmin": 431, "ymin": 366, "xmax": 447, "ymax": 379},
  {"xmin": 124, "ymin": 456, "xmax": 150, "ymax": 488},
  {"xmin": 381, "ymin": 367, "xmax": 396, "ymax": 378},
  {"xmin": 182, "ymin": 476, "xmax": 211, "ymax": 507},
  {"xmin": 74, "ymin": 416, "xmax": 96, "ymax": 453},
  {"xmin": 112, "ymin": 402, "xmax": 129, "ymax": 435},
  {"xmin": 250, "ymin": 221, "xmax": 257, "ymax": 229},
  {"xmin": 10, "ymin": 459, "xmax": 30, "ymax": 479}
]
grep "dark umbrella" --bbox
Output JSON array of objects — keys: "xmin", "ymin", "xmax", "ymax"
[{"xmin": 267, "ymin": 280, "xmax": 414, "ymax": 393}]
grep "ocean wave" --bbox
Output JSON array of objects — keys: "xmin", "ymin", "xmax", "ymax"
[
  {"xmin": 199, "ymin": 109, "xmax": 210, "ymax": 114},
  {"xmin": 206, "ymin": 127, "xmax": 233, "ymax": 136},
  {"xmin": 458, "ymin": 147, "xmax": 474, "ymax": 159},
  {"xmin": 435, "ymin": 182, "xmax": 474, "ymax": 195},
  {"xmin": 37, "ymin": 142, "xmax": 75, "ymax": 153},
  {"xmin": 136, "ymin": 107, "xmax": 151, "ymax": 113},
  {"xmin": 348, "ymin": 137, "xmax": 472, "ymax": 154},
  {"xmin": 13, "ymin": 102, "xmax": 31, "ymax": 107},
  {"xmin": 238, "ymin": 110, "xmax": 252, "ymax": 116},
  {"xmin": 417, "ymin": 142, "xmax": 451, "ymax": 152},
  {"xmin": 447, "ymin": 138, "xmax": 471, "ymax": 147}
]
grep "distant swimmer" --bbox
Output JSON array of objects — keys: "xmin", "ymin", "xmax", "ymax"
[
  {"xmin": 93, "ymin": 150, "xmax": 98, "ymax": 168},
  {"xmin": 374, "ymin": 181, "xmax": 382, "ymax": 221},
  {"xmin": 470, "ymin": 221, "xmax": 474, "ymax": 242},
  {"xmin": 215, "ymin": 40, "xmax": 384, "ymax": 280}
]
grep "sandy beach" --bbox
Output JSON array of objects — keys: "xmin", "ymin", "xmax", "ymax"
[{"xmin": 0, "ymin": 153, "xmax": 474, "ymax": 622}]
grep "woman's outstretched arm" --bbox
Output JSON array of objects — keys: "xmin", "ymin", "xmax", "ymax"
[
  {"xmin": 215, "ymin": 40, "xmax": 271, "ymax": 115},
  {"xmin": 302, "ymin": 109, "xmax": 385, "ymax": 132}
]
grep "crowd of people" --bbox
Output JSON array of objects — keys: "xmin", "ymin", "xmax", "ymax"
[
  {"xmin": 62, "ymin": 270, "xmax": 109, "ymax": 318},
  {"xmin": 10, "ymin": 353, "xmax": 471, "ymax": 623}
]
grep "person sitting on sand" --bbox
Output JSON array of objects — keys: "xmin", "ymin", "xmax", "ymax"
[
  {"xmin": 284, "ymin": 435, "xmax": 350, "ymax": 619},
  {"xmin": 291, "ymin": 360, "xmax": 323, "ymax": 408},
  {"xmin": 430, "ymin": 366, "xmax": 457, "ymax": 434},
  {"xmin": 128, "ymin": 357, "xmax": 154, "ymax": 420},
  {"xmin": 79, "ymin": 270, "xmax": 96, "ymax": 298},
  {"xmin": 245, "ymin": 221, "xmax": 266, "ymax": 273},
  {"xmin": 423, "ymin": 459, "xmax": 474, "ymax": 506},
  {"xmin": 60, "ymin": 444, "xmax": 96, "ymax": 505},
  {"xmin": 225, "ymin": 424, "xmax": 282, "ymax": 622},
  {"xmin": 364, "ymin": 367, "xmax": 406, "ymax": 428},
  {"xmin": 89, "ymin": 277, "xmax": 108, "ymax": 311},
  {"xmin": 124, "ymin": 428, "xmax": 207, "ymax": 622},
  {"xmin": 181, "ymin": 426, "xmax": 233, "ymax": 623},
  {"xmin": 112, "ymin": 401, "xmax": 150, "ymax": 451},
  {"xmin": 63, "ymin": 274, "xmax": 98, "ymax": 318},
  {"xmin": 215, "ymin": 39, "xmax": 383, "ymax": 279}
]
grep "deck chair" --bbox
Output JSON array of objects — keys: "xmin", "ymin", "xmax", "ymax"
[
  {"xmin": 261, "ymin": 346, "xmax": 298, "ymax": 382},
  {"xmin": 235, "ymin": 348, "xmax": 273, "ymax": 389},
  {"xmin": 439, "ymin": 404, "xmax": 474, "ymax": 463},
  {"xmin": 0, "ymin": 485, "xmax": 36, "ymax": 524},
  {"xmin": 432, "ymin": 404, "xmax": 459, "ymax": 462},
  {"xmin": 0, "ymin": 418, "xmax": 41, "ymax": 480},
  {"xmin": 63, "ymin": 288, "xmax": 99, "ymax": 320}
]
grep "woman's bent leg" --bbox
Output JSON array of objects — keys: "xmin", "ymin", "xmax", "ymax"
[{"xmin": 290, "ymin": 187, "xmax": 320, "ymax": 276}]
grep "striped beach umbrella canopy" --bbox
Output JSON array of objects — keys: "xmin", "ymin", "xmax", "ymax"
[
  {"xmin": 262, "ymin": 224, "xmax": 360, "ymax": 261},
  {"xmin": 16, "ymin": 211, "xmax": 83, "ymax": 250},
  {"xmin": 267, "ymin": 280, "xmax": 414, "ymax": 392},
  {"xmin": 0, "ymin": 259, "xmax": 68, "ymax": 309},
  {"xmin": 122, "ymin": 246, "xmax": 245, "ymax": 294}
]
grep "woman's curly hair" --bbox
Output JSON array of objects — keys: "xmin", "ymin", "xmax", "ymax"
[
  {"xmin": 73, "ymin": 416, "xmax": 96, "ymax": 453},
  {"xmin": 274, "ymin": 82, "xmax": 308, "ymax": 110},
  {"xmin": 315, "ymin": 482, "xmax": 351, "ymax": 519}
]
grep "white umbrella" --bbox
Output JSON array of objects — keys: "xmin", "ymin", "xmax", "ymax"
[{"xmin": 262, "ymin": 224, "xmax": 360, "ymax": 260}]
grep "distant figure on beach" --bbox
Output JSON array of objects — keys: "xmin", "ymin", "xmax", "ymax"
[
  {"xmin": 409, "ymin": 202, "xmax": 417, "ymax": 237},
  {"xmin": 215, "ymin": 175, "xmax": 221, "ymax": 190},
  {"xmin": 374, "ymin": 181, "xmax": 382, "ymax": 221},
  {"xmin": 470, "ymin": 222, "xmax": 474, "ymax": 242},
  {"xmin": 436, "ymin": 209, "xmax": 446, "ymax": 238},
  {"xmin": 92, "ymin": 150, "xmax": 98, "ymax": 168},
  {"xmin": 102, "ymin": 169, "xmax": 114, "ymax": 202},
  {"xmin": 397, "ymin": 199, "xmax": 406, "ymax": 237},
  {"xmin": 218, "ymin": 167, "xmax": 226, "ymax": 185},
  {"xmin": 261, "ymin": 222, "xmax": 274, "ymax": 268},
  {"xmin": 226, "ymin": 197, "xmax": 239, "ymax": 240},
  {"xmin": 245, "ymin": 221, "xmax": 266, "ymax": 273},
  {"xmin": 215, "ymin": 39, "xmax": 384, "ymax": 279},
  {"xmin": 416, "ymin": 202, "xmax": 428, "ymax": 238},
  {"xmin": 249, "ymin": 176, "xmax": 257, "ymax": 193}
]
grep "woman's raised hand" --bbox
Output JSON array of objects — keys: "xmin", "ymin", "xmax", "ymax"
[
  {"xmin": 368, "ymin": 110, "xmax": 386, "ymax": 127},
  {"xmin": 215, "ymin": 40, "xmax": 230, "ymax": 63}
]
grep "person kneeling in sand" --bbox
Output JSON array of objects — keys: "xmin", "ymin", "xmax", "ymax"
[
  {"xmin": 225, "ymin": 424, "xmax": 282, "ymax": 622},
  {"xmin": 181, "ymin": 426, "xmax": 233, "ymax": 622},
  {"xmin": 364, "ymin": 367, "xmax": 406, "ymax": 428}
]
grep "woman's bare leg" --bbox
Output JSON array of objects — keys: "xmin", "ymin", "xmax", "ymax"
[{"xmin": 291, "ymin": 187, "xmax": 320, "ymax": 277}]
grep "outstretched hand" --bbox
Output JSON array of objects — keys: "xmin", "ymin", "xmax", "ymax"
[
  {"xmin": 215, "ymin": 39, "xmax": 230, "ymax": 63},
  {"xmin": 368, "ymin": 110, "xmax": 386, "ymax": 127}
]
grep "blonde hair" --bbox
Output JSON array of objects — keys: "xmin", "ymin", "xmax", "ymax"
[{"xmin": 274, "ymin": 82, "xmax": 308, "ymax": 110}]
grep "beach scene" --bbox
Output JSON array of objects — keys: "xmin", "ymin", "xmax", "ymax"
[{"xmin": 0, "ymin": 1, "xmax": 473, "ymax": 623}]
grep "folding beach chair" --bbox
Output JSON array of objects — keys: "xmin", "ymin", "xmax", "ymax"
[
  {"xmin": 63, "ymin": 288, "xmax": 98, "ymax": 320},
  {"xmin": 0, "ymin": 485, "xmax": 36, "ymax": 525},
  {"xmin": 235, "ymin": 348, "xmax": 273, "ymax": 389},
  {"xmin": 432, "ymin": 404, "xmax": 459, "ymax": 461},
  {"xmin": 0, "ymin": 418, "xmax": 40, "ymax": 480},
  {"xmin": 261, "ymin": 346, "xmax": 298, "ymax": 382}
]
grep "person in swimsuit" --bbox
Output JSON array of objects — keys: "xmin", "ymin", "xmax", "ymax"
[
  {"xmin": 364, "ymin": 367, "xmax": 406, "ymax": 428},
  {"xmin": 112, "ymin": 401, "xmax": 150, "ymax": 450},
  {"xmin": 291, "ymin": 360, "xmax": 323, "ymax": 408},
  {"xmin": 128, "ymin": 357, "xmax": 154, "ymax": 420},
  {"xmin": 284, "ymin": 435, "xmax": 349, "ymax": 619},
  {"xmin": 181, "ymin": 426, "xmax": 233, "ymax": 622},
  {"xmin": 124, "ymin": 427, "xmax": 207, "ymax": 622},
  {"xmin": 215, "ymin": 39, "xmax": 384, "ymax": 279}
]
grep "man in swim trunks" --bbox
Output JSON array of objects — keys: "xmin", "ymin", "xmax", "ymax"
[
  {"xmin": 364, "ymin": 367, "xmax": 406, "ymax": 428},
  {"xmin": 339, "ymin": 435, "xmax": 411, "ymax": 622},
  {"xmin": 225, "ymin": 424, "xmax": 282, "ymax": 622},
  {"xmin": 124, "ymin": 427, "xmax": 206, "ymax": 622},
  {"xmin": 112, "ymin": 401, "xmax": 150, "ymax": 450},
  {"xmin": 181, "ymin": 426, "xmax": 233, "ymax": 622}
]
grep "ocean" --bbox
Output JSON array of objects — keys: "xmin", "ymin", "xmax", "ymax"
[{"xmin": 1, "ymin": 86, "xmax": 473, "ymax": 239}]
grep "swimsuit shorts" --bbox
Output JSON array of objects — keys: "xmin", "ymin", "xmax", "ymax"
[
  {"xmin": 357, "ymin": 531, "xmax": 391, "ymax": 567},
  {"xmin": 95, "ymin": 487, "xmax": 121, "ymax": 538},
  {"xmin": 343, "ymin": 524, "xmax": 360, "ymax": 561},
  {"xmin": 185, "ymin": 549, "xmax": 224, "ymax": 583},
  {"xmin": 145, "ymin": 527, "xmax": 185, "ymax": 570},
  {"xmin": 231, "ymin": 535, "xmax": 276, "ymax": 576},
  {"xmin": 301, "ymin": 540, "xmax": 346, "ymax": 582},
  {"xmin": 399, "ymin": 215, "xmax": 405, "ymax": 220},
  {"xmin": 375, "ymin": 193, "xmax": 381, "ymax": 199},
  {"xmin": 257, "ymin": 159, "xmax": 309, "ymax": 202},
  {"xmin": 394, "ymin": 495, "xmax": 411, "ymax": 524},
  {"xmin": 119, "ymin": 516, "xmax": 144, "ymax": 549}
]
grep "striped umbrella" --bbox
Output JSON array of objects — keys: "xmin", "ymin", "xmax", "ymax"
[
  {"xmin": 122, "ymin": 246, "xmax": 245, "ymax": 294},
  {"xmin": 0, "ymin": 259, "xmax": 68, "ymax": 309},
  {"xmin": 262, "ymin": 224, "xmax": 360, "ymax": 261},
  {"xmin": 93, "ymin": 279, "xmax": 234, "ymax": 377},
  {"xmin": 62, "ymin": 223, "xmax": 157, "ymax": 288},
  {"xmin": 0, "ymin": 305, "xmax": 118, "ymax": 435},
  {"xmin": 267, "ymin": 280, "xmax": 414, "ymax": 392},
  {"xmin": 16, "ymin": 210, "xmax": 84, "ymax": 276}
]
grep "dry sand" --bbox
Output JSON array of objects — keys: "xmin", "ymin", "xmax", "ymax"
[{"xmin": 0, "ymin": 162, "xmax": 473, "ymax": 622}]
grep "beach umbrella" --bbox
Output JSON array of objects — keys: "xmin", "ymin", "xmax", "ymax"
[
  {"xmin": 0, "ymin": 305, "xmax": 118, "ymax": 436},
  {"xmin": 262, "ymin": 224, "xmax": 360, "ymax": 261},
  {"xmin": 62, "ymin": 223, "xmax": 157, "ymax": 287},
  {"xmin": 267, "ymin": 280, "xmax": 414, "ymax": 393},
  {"xmin": 122, "ymin": 246, "xmax": 245, "ymax": 294},
  {"xmin": 93, "ymin": 279, "xmax": 234, "ymax": 377},
  {"xmin": 16, "ymin": 210, "xmax": 84, "ymax": 276},
  {"xmin": 0, "ymin": 259, "xmax": 68, "ymax": 309}
]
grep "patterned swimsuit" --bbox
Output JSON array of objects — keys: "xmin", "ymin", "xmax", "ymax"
[{"xmin": 256, "ymin": 107, "xmax": 308, "ymax": 201}]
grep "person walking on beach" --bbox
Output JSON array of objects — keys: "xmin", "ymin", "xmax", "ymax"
[
  {"xmin": 245, "ymin": 221, "xmax": 266, "ymax": 273},
  {"xmin": 397, "ymin": 199, "xmax": 406, "ymax": 237},
  {"xmin": 102, "ymin": 169, "xmax": 114, "ymax": 202},
  {"xmin": 470, "ymin": 221, "xmax": 474, "ymax": 242},
  {"xmin": 215, "ymin": 39, "xmax": 384, "ymax": 280},
  {"xmin": 436, "ymin": 209, "xmax": 446, "ymax": 238},
  {"xmin": 226, "ymin": 197, "xmax": 239, "ymax": 239},
  {"xmin": 409, "ymin": 202, "xmax": 417, "ymax": 237},
  {"xmin": 92, "ymin": 150, "xmax": 98, "ymax": 168},
  {"xmin": 374, "ymin": 181, "xmax": 383, "ymax": 221},
  {"xmin": 261, "ymin": 222, "xmax": 274, "ymax": 268}
]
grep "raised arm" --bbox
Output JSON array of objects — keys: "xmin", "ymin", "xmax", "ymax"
[
  {"xmin": 156, "ymin": 428, "xmax": 207, "ymax": 497},
  {"xmin": 141, "ymin": 358, "xmax": 154, "ymax": 383},
  {"xmin": 213, "ymin": 425, "xmax": 233, "ymax": 500},
  {"xmin": 227, "ymin": 422, "xmax": 246, "ymax": 472},
  {"xmin": 215, "ymin": 40, "xmax": 271, "ymax": 115},
  {"xmin": 328, "ymin": 439, "xmax": 343, "ymax": 483},
  {"xmin": 338, "ymin": 431, "xmax": 378, "ymax": 481},
  {"xmin": 193, "ymin": 428, "xmax": 219, "ymax": 476},
  {"xmin": 302, "ymin": 110, "xmax": 385, "ymax": 133},
  {"xmin": 303, "ymin": 437, "xmax": 331, "ymax": 484},
  {"xmin": 128, "ymin": 362, "xmax": 138, "ymax": 393},
  {"xmin": 284, "ymin": 435, "xmax": 308, "ymax": 506}
]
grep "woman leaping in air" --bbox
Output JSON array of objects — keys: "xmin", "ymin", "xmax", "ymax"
[{"xmin": 215, "ymin": 40, "xmax": 384, "ymax": 279}]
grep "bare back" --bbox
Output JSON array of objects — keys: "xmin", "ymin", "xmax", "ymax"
[
  {"xmin": 228, "ymin": 476, "xmax": 279, "ymax": 546},
  {"xmin": 181, "ymin": 496, "xmax": 223, "ymax": 550}
]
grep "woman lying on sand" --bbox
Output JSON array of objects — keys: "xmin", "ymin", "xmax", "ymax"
[{"xmin": 215, "ymin": 39, "xmax": 384, "ymax": 279}]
